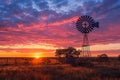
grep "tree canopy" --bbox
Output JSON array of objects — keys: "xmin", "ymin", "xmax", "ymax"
[{"xmin": 55, "ymin": 47, "xmax": 81, "ymax": 58}]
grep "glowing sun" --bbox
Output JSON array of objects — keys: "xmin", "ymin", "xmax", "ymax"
[{"xmin": 35, "ymin": 55, "xmax": 40, "ymax": 59}]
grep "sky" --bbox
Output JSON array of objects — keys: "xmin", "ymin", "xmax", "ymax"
[{"xmin": 0, "ymin": 0, "xmax": 120, "ymax": 57}]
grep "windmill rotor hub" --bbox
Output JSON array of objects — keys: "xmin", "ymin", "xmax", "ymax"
[
  {"xmin": 76, "ymin": 15, "xmax": 99, "ymax": 33},
  {"xmin": 82, "ymin": 21, "xmax": 89, "ymax": 28}
]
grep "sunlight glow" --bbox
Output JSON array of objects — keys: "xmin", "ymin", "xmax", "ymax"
[{"xmin": 35, "ymin": 55, "xmax": 40, "ymax": 59}]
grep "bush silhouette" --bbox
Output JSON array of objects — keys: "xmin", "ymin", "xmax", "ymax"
[
  {"xmin": 55, "ymin": 47, "xmax": 81, "ymax": 66},
  {"xmin": 98, "ymin": 54, "xmax": 109, "ymax": 62}
]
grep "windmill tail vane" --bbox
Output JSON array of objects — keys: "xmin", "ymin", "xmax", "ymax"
[{"xmin": 93, "ymin": 22, "xmax": 99, "ymax": 28}]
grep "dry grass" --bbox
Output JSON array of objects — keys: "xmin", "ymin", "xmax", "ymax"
[{"xmin": 0, "ymin": 57, "xmax": 119, "ymax": 80}]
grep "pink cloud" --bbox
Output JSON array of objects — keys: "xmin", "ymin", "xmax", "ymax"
[{"xmin": 48, "ymin": 16, "xmax": 78, "ymax": 26}]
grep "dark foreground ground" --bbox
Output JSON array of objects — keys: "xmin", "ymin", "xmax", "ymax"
[{"xmin": 0, "ymin": 57, "xmax": 119, "ymax": 80}]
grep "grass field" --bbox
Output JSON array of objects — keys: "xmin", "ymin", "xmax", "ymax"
[{"xmin": 0, "ymin": 57, "xmax": 119, "ymax": 80}]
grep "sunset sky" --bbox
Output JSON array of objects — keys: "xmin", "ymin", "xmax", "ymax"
[{"xmin": 0, "ymin": 0, "xmax": 120, "ymax": 57}]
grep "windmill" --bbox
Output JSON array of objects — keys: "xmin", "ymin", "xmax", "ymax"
[{"xmin": 76, "ymin": 15, "xmax": 99, "ymax": 57}]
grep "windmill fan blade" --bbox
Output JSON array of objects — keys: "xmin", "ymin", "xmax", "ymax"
[
  {"xmin": 86, "ymin": 15, "xmax": 89, "ymax": 20},
  {"xmin": 78, "ymin": 17, "xmax": 82, "ymax": 21},
  {"xmin": 88, "ymin": 16, "xmax": 92, "ymax": 21},
  {"xmin": 88, "ymin": 27, "xmax": 92, "ymax": 32},
  {"xmin": 85, "ymin": 15, "xmax": 88, "ymax": 20}
]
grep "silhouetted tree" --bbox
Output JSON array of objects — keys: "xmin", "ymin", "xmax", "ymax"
[
  {"xmin": 55, "ymin": 47, "xmax": 82, "ymax": 66},
  {"xmin": 55, "ymin": 49, "xmax": 67, "ymax": 57},
  {"xmin": 73, "ymin": 50, "xmax": 81, "ymax": 57},
  {"xmin": 98, "ymin": 54, "xmax": 109, "ymax": 62},
  {"xmin": 55, "ymin": 47, "xmax": 81, "ymax": 58}
]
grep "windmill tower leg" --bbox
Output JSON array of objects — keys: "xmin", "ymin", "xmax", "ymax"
[{"xmin": 81, "ymin": 33, "xmax": 91, "ymax": 57}]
